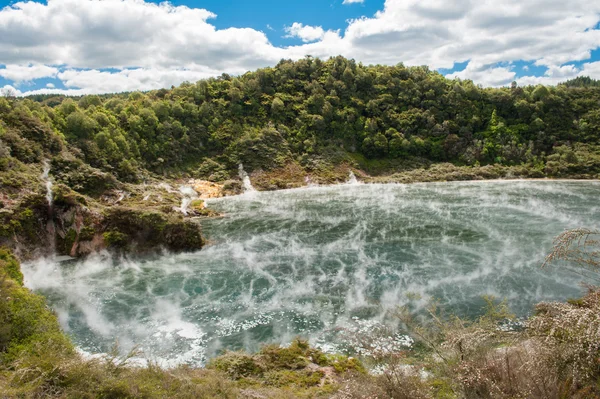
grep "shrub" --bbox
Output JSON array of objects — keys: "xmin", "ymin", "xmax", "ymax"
[
  {"xmin": 0, "ymin": 247, "xmax": 23, "ymax": 285},
  {"xmin": 102, "ymin": 208, "xmax": 204, "ymax": 253},
  {"xmin": 208, "ymin": 351, "xmax": 262, "ymax": 379},
  {"xmin": 103, "ymin": 230, "xmax": 129, "ymax": 248},
  {"xmin": 0, "ymin": 251, "xmax": 74, "ymax": 365}
]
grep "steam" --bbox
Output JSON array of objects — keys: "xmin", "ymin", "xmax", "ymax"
[
  {"xmin": 347, "ymin": 170, "xmax": 359, "ymax": 185},
  {"xmin": 40, "ymin": 160, "xmax": 56, "ymax": 253},
  {"xmin": 158, "ymin": 183, "xmax": 177, "ymax": 193},
  {"xmin": 179, "ymin": 186, "xmax": 198, "ymax": 215},
  {"xmin": 238, "ymin": 164, "xmax": 256, "ymax": 193},
  {"xmin": 115, "ymin": 191, "xmax": 129, "ymax": 203},
  {"xmin": 21, "ymin": 181, "xmax": 599, "ymax": 366},
  {"xmin": 41, "ymin": 160, "xmax": 53, "ymax": 207}
]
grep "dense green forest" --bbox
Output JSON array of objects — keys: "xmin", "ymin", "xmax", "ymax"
[{"xmin": 2, "ymin": 56, "xmax": 600, "ymax": 187}]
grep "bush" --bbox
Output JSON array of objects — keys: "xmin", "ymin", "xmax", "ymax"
[
  {"xmin": 0, "ymin": 251, "xmax": 73, "ymax": 362},
  {"xmin": 51, "ymin": 154, "xmax": 117, "ymax": 196},
  {"xmin": 0, "ymin": 247, "xmax": 23, "ymax": 285},
  {"xmin": 209, "ymin": 352, "xmax": 262, "ymax": 379},
  {"xmin": 103, "ymin": 230, "xmax": 129, "ymax": 248},
  {"xmin": 102, "ymin": 208, "xmax": 204, "ymax": 253}
]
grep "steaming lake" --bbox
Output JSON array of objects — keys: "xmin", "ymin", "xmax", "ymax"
[{"xmin": 22, "ymin": 180, "xmax": 600, "ymax": 366}]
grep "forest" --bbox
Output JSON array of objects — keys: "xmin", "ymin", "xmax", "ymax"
[{"xmin": 2, "ymin": 56, "xmax": 600, "ymax": 189}]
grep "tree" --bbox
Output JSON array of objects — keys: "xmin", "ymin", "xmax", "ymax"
[
  {"xmin": 66, "ymin": 111, "xmax": 98, "ymax": 140},
  {"xmin": 362, "ymin": 132, "xmax": 388, "ymax": 158},
  {"xmin": 271, "ymin": 97, "xmax": 284, "ymax": 115},
  {"xmin": 532, "ymin": 85, "xmax": 549, "ymax": 101}
]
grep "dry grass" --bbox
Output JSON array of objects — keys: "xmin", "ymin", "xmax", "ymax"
[{"xmin": 543, "ymin": 228, "xmax": 600, "ymax": 274}]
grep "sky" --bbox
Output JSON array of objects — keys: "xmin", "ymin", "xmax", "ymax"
[{"xmin": 0, "ymin": 0, "xmax": 599, "ymax": 96}]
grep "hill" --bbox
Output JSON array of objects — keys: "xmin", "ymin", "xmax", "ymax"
[{"xmin": 1, "ymin": 56, "xmax": 600, "ymax": 258}]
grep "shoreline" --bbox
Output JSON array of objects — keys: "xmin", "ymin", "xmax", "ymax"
[{"xmin": 202, "ymin": 175, "xmax": 600, "ymax": 204}]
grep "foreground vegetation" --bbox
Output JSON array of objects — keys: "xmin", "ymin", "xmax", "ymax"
[{"xmin": 1, "ymin": 229, "xmax": 599, "ymax": 398}]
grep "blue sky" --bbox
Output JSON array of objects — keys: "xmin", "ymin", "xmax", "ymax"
[
  {"xmin": 154, "ymin": 0, "xmax": 387, "ymax": 46},
  {"xmin": 0, "ymin": 0, "xmax": 599, "ymax": 94}
]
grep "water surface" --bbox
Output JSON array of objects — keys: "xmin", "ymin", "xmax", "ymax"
[{"xmin": 22, "ymin": 181, "xmax": 600, "ymax": 366}]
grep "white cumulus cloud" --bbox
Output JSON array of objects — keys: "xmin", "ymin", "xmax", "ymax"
[
  {"xmin": 515, "ymin": 63, "xmax": 597, "ymax": 87},
  {"xmin": 285, "ymin": 23, "xmax": 327, "ymax": 42},
  {"xmin": 447, "ymin": 61, "xmax": 600, "ymax": 87},
  {"xmin": 343, "ymin": 0, "xmax": 365, "ymax": 4},
  {"xmin": 0, "ymin": 0, "xmax": 598, "ymax": 94},
  {"xmin": 0, "ymin": 64, "xmax": 59, "ymax": 83},
  {"xmin": 446, "ymin": 63, "xmax": 517, "ymax": 87},
  {"xmin": 0, "ymin": 0, "xmax": 281, "ymax": 70},
  {"xmin": 57, "ymin": 67, "xmax": 221, "ymax": 94}
]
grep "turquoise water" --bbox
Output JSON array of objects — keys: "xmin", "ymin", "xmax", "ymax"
[{"xmin": 22, "ymin": 181, "xmax": 600, "ymax": 366}]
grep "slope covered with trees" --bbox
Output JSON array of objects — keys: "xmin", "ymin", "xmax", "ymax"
[{"xmin": 2, "ymin": 56, "xmax": 600, "ymax": 185}]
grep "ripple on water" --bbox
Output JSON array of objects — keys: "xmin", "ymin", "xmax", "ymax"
[{"xmin": 21, "ymin": 181, "xmax": 600, "ymax": 366}]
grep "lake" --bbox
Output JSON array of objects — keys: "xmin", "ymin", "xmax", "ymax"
[{"xmin": 22, "ymin": 180, "xmax": 600, "ymax": 366}]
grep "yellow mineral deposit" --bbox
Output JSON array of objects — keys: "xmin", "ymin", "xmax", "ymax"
[{"xmin": 191, "ymin": 180, "xmax": 225, "ymax": 203}]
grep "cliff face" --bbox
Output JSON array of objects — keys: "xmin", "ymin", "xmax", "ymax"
[{"xmin": 0, "ymin": 182, "xmax": 205, "ymax": 260}]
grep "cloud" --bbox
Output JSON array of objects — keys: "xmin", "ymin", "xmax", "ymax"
[
  {"xmin": 2, "ymin": 67, "xmax": 229, "ymax": 96},
  {"xmin": 446, "ymin": 61, "xmax": 600, "ymax": 87},
  {"xmin": 285, "ymin": 23, "xmax": 326, "ymax": 42},
  {"xmin": 0, "ymin": 0, "xmax": 598, "ymax": 94},
  {"xmin": 343, "ymin": 0, "xmax": 365, "ymax": 4},
  {"xmin": 56, "ymin": 67, "xmax": 220, "ymax": 94},
  {"xmin": 1, "ymin": 85, "xmax": 22, "ymax": 97},
  {"xmin": 0, "ymin": 0, "xmax": 280, "ymax": 70},
  {"xmin": 338, "ymin": 0, "xmax": 600, "ymax": 70},
  {"xmin": 581, "ymin": 61, "xmax": 600, "ymax": 77},
  {"xmin": 0, "ymin": 64, "xmax": 59, "ymax": 83},
  {"xmin": 515, "ymin": 62, "xmax": 598, "ymax": 86},
  {"xmin": 446, "ymin": 62, "xmax": 517, "ymax": 87}
]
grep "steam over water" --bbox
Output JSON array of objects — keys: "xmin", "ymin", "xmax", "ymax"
[{"xmin": 22, "ymin": 181, "xmax": 600, "ymax": 366}]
